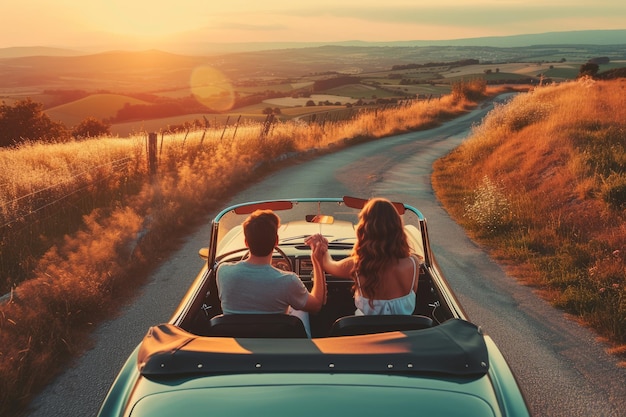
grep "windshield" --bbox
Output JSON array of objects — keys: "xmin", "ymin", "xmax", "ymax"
[{"xmin": 211, "ymin": 197, "xmax": 425, "ymax": 261}]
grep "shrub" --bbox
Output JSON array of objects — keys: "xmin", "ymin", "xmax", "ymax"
[
  {"xmin": 451, "ymin": 79, "xmax": 487, "ymax": 102},
  {"xmin": 494, "ymin": 92, "xmax": 553, "ymax": 132},
  {"xmin": 579, "ymin": 62, "xmax": 600, "ymax": 77},
  {"xmin": 0, "ymin": 99, "xmax": 69, "ymax": 147},
  {"xmin": 71, "ymin": 117, "xmax": 111, "ymax": 139},
  {"xmin": 602, "ymin": 173, "xmax": 626, "ymax": 210},
  {"xmin": 464, "ymin": 176, "xmax": 511, "ymax": 232}
]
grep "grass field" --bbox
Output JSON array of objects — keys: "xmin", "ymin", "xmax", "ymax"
[
  {"xmin": 45, "ymin": 94, "xmax": 150, "ymax": 126},
  {"xmin": 264, "ymin": 94, "xmax": 357, "ymax": 106}
]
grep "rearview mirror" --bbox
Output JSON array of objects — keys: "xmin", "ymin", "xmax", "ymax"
[{"xmin": 305, "ymin": 214, "xmax": 334, "ymax": 224}]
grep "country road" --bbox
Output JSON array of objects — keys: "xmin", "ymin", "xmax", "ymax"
[{"xmin": 27, "ymin": 98, "xmax": 625, "ymax": 417}]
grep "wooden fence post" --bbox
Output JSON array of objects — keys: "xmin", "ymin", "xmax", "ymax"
[
  {"xmin": 261, "ymin": 113, "xmax": 274, "ymax": 138},
  {"xmin": 220, "ymin": 116, "xmax": 230, "ymax": 141},
  {"xmin": 232, "ymin": 115, "xmax": 242, "ymax": 140},
  {"xmin": 148, "ymin": 132, "xmax": 158, "ymax": 176}
]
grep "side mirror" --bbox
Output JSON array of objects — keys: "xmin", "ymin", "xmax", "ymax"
[{"xmin": 198, "ymin": 247, "xmax": 209, "ymax": 260}]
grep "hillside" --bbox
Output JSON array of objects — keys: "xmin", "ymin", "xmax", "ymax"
[
  {"xmin": 46, "ymin": 94, "xmax": 150, "ymax": 127},
  {"xmin": 432, "ymin": 78, "xmax": 626, "ymax": 349},
  {"xmin": 2, "ymin": 38, "xmax": 625, "ymax": 94}
]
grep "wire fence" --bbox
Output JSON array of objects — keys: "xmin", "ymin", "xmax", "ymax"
[
  {"xmin": 0, "ymin": 152, "xmax": 142, "ymax": 293},
  {"xmin": 0, "ymin": 156, "xmax": 134, "ymax": 230}
]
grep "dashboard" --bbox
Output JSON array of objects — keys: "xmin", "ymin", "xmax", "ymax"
[{"xmin": 271, "ymin": 256, "xmax": 314, "ymax": 279}]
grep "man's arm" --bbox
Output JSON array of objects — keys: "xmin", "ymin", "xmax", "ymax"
[{"xmin": 301, "ymin": 239, "xmax": 327, "ymax": 313}]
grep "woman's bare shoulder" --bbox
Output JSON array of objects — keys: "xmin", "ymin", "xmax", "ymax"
[{"xmin": 409, "ymin": 252, "xmax": 424, "ymax": 265}]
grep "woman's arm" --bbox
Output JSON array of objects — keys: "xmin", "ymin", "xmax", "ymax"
[{"xmin": 306, "ymin": 234, "xmax": 354, "ymax": 279}]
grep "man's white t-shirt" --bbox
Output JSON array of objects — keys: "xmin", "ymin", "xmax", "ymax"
[{"xmin": 216, "ymin": 261, "xmax": 309, "ymax": 314}]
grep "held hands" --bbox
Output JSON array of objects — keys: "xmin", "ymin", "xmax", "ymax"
[
  {"xmin": 304, "ymin": 233, "xmax": 328, "ymax": 263},
  {"xmin": 305, "ymin": 234, "xmax": 329, "ymax": 306}
]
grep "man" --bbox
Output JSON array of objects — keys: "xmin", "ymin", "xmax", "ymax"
[{"xmin": 216, "ymin": 209, "xmax": 326, "ymax": 336}]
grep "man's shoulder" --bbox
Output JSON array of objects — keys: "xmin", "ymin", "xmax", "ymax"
[
  {"xmin": 217, "ymin": 261, "xmax": 240, "ymax": 271},
  {"xmin": 220, "ymin": 260, "xmax": 246, "ymax": 267},
  {"xmin": 218, "ymin": 261, "xmax": 295, "ymax": 277}
]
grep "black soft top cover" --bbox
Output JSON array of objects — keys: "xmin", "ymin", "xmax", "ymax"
[{"xmin": 138, "ymin": 319, "xmax": 489, "ymax": 377}]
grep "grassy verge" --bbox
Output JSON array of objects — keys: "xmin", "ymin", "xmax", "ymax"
[
  {"xmin": 432, "ymin": 77, "xmax": 626, "ymax": 364},
  {"xmin": 0, "ymin": 82, "xmax": 496, "ymax": 417}
]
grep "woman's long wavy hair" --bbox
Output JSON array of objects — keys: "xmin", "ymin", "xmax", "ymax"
[{"xmin": 351, "ymin": 198, "xmax": 410, "ymax": 301}]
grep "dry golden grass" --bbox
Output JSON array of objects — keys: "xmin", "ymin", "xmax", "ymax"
[
  {"xmin": 433, "ymin": 77, "xmax": 626, "ymax": 354},
  {"xmin": 0, "ymin": 85, "xmax": 485, "ymax": 417}
]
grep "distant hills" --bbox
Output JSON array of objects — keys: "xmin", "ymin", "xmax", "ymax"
[
  {"xmin": 373, "ymin": 29, "xmax": 626, "ymax": 48},
  {"xmin": 1, "ymin": 31, "xmax": 624, "ymax": 98},
  {"xmin": 183, "ymin": 29, "xmax": 626, "ymax": 54},
  {"xmin": 0, "ymin": 46, "xmax": 86, "ymax": 58},
  {"xmin": 1, "ymin": 29, "xmax": 625, "ymax": 58}
]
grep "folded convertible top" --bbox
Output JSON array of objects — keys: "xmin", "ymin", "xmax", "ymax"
[{"xmin": 138, "ymin": 318, "xmax": 489, "ymax": 377}]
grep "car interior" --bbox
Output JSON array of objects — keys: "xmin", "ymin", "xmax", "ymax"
[
  {"xmin": 178, "ymin": 197, "xmax": 456, "ymax": 339},
  {"xmin": 183, "ymin": 263, "xmax": 451, "ymax": 338}
]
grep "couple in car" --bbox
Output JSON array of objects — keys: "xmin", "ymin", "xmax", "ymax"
[{"xmin": 216, "ymin": 198, "xmax": 423, "ymax": 337}]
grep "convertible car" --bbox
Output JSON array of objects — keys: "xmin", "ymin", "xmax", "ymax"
[{"xmin": 97, "ymin": 197, "xmax": 531, "ymax": 417}]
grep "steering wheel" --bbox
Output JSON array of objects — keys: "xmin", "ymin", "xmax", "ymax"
[{"xmin": 215, "ymin": 246, "xmax": 293, "ymax": 272}]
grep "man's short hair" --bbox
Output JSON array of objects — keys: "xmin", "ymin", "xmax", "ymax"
[{"xmin": 243, "ymin": 210, "xmax": 279, "ymax": 256}]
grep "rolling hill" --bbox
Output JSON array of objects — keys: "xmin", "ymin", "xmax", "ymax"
[{"xmin": 45, "ymin": 94, "xmax": 150, "ymax": 127}]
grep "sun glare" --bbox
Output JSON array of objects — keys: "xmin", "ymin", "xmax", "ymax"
[{"xmin": 190, "ymin": 66, "xmax": 235, "ymax": 112}]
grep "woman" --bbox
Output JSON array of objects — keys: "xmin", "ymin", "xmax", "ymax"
[{"xmin": 305, "ymin": 197, "xmax": 423, "ymax": 315}]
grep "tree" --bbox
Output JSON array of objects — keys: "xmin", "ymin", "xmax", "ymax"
[
  {"xmin": 451, "ymin": 79, "xmax": 487, "ymax": 102},
  {"xmin": 262, "ymin": 107, "xmax": 282, "ymax": 115},
  {"xmin": 71, "ymin": 116, "xmax": 111, "ymax": 139},
  {"xmin": 0, "ymin": 98, "xmax": 68, "ymax": 147},
  {"xmin": 579, "ymin": 62, "xmax": 599, "ymax": 78}
]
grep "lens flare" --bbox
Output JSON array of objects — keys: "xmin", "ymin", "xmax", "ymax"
[{"xmin": 190, "ymin": 66, "xmax": 235, "ymax": 112}]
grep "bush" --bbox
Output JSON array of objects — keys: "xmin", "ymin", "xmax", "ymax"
[
  {"xmin": 464, "ymin": 176, "xmax": 511, "ymax": 232},
  {"xmin": 602, "ymin": 173, "xmax": 626, "ymax": 210},
  {"xmin": 451, "ymin": 79, "xmax": 487, "ymax": 102},
  {"xmin": 71, "ymin": 117, "xmax": 111, "ymax": 139},
  {"xmin": 579, "ymin": 62, "xmax": 599, "ymax": 78},
  {"xmin": 0, "ymin": 99, "xmax": 69, "ymax": 147}
]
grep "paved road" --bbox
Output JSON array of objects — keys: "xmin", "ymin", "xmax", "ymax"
[{"xmin": 27, "ymin": 99, "xmax": 625, "ymax": 417}]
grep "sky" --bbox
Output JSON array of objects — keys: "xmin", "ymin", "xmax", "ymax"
[{"xmin": 1, "ymin": 0, "xmax": 625, "ymax": 50}]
